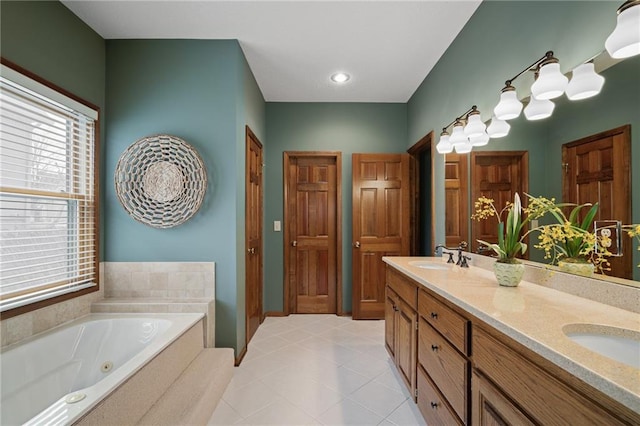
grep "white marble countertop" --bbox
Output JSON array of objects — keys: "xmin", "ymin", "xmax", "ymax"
[{"xmin": 382, "ymin": 256, "xmax": 640, "ymax": 413}]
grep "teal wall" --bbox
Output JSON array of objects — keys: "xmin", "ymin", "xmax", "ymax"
[
  {"xmin": 0, "ymin": 0, "xmax": 106, "ymax": 256},
  {"xmin": 264, "ymin": 103, "xmax": 407, "ymax": 313},
  {"xmin": 105, "ymin": 39, "xmax": 265, "ymax": 354},
  {"xmin": 408, "ymin": 1, "xmax": 639, "ymax": 277}
]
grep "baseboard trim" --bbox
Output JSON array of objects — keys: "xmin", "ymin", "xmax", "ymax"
[
  {"xmin": 264, "ymin": 311, "xmax": 287, "ymax": 317},
  {"xmin": 234, "ymin": 345, "xmax": 247, "ymax": 366}
]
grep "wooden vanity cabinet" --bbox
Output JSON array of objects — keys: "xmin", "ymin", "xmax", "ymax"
[
  {"xmin": 472, "ymin": 325, "xmax": 639, "ymax": 426},
  {"xmin": 385, "ymin": 268, "xmax": 418, "ymax": 398},
  {"xmin": 384, "ymin": 265, "xmax": 640, "ymax": 426},
  {"xmin": 417, "ymin": 288, "xmax": 471, "ymax": 425}
]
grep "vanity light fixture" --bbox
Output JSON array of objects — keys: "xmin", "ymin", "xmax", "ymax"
[
  {"xmin": 486, "ymin": 116, "xmax": 510, "ymax": 138},
  {"xmin": 449, "ymin": 118, "xmax": 468, "ymax": 146},
  {"xmin": 493, "ymin": 51, "xmax": 566, "ymax": 120},
  {"xmin": 493, "ymin": 84, "xmax": 523, "ymax": 120},
  {"xmin": 530, "ymin": 52, "xmax": 568, "ymax": 100},
  {"xmin": 330, "ymin": 72, "xmax": 350, "ymax": 83},
  {"xmin": 437, "ymin": 105, "xmax": 483, "ymax": 154},
  {"xmin": 566, "ymin": 62, "xmax": 606, "ymax": 100},
  {"xmin": 605, "ymin": 0, "xmax": 640, "ymax": 58},
  {"xmin": 463, "ymin": 106, "xmax": 487, "ymax": 138},
  {"xmin": 435, "ymin": 130, "xmax": 453, "ymax": 154},
  {"xmin": 524, "ymin": 95, "xmax": 555, "ymax": 121}
]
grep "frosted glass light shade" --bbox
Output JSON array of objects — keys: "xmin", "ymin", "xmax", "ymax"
[
  {"xmin": 494, "ymin": 89, "xmax": 523, "ymax": 120},
  {"xmin": 531, "ymin": 62, "xmax": 568, "ymax": 100},
  {"xmin": 464, "ymin": 113, "xmax": 486, "ymax": 138},
  {"xmin": 487, "ymin": 116, "xmax": 510, "ymax": 138},
  {"xmin": 605, "ymin": 2, "xmax": 640, "ymax": 59},
  {"xmin": 469, "ymin": 132, "xmax": 490, "ymax": 147},
  {"xmin": 450, "ymin": 123, "xmax": 468, "ymax": 146},
  {"xmin": 436, "ymin": 133, "xmax": 453, "ymax": 154},
  {"xmin": 566, "ymin": 63, "xmax": 605, "ymax": 100},
  {"xmin": 524, "ymin": 95, "xmax": 555, "ymax": 120},
  {"xmin": 454, "ymin": 140, "xmax": 472, "ymax": 154}
]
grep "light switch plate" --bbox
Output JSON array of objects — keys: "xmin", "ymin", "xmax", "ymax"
[{"xmin": 274, "ymin": 220, "xmax": 281, "ymax": 232}]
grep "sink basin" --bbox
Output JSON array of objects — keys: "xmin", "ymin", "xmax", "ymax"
[
  {"xmin": 408, "ymin": 260, "xmax": 450, "ymax": 271},
  {"xmin": 563, "ymin": 324, "xmax": 640, "ymax": 369}
]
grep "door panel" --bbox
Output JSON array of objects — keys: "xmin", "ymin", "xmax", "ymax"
[
  {"xmin": 352, "ymin": 153, "xmax": 410, "ymax": 319},
  {"xmin": 285, "ymin": 153, "xmax": 340, "ymax": 314},
  {"xmin": 445, "ymin": 153, "xmax": 469, "ymax": 248},
  {"xmin": 562, "ymin": 125, "xmax": 632, "ymax": 279},
  {"xmin": 245, "ymin": 127, "xmax": 263, "ymax": 344},
  {"xmin": 471, "ymin": 152, "xmax": 529, "ymax": 255}
]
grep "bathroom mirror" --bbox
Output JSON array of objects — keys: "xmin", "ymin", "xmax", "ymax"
[{"xmin": 448, "ymin": 52, "xmax": 640, "ymax": 286}]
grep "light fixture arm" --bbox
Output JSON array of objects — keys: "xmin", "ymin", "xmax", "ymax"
[
  {"xmin": 441, "ymin": 105, "xmax": 477, "ymax": 132},
  {"xmin": 504, "ymin": 51, "xmax": 555, "ymax": 86}
]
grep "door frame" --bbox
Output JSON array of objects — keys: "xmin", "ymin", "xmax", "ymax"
[
  {"xmin": 245, "ymin": 126, "xmax": 263, "ymax": 351},
  {"xmin": 283, "ymin": 151, "xmax": 343, "ymax": 315},
  {"xmin": 407, "ymin": 131, "xmax": 436, "ymax": 256}
]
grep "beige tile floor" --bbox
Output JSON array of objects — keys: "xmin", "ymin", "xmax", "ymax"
[{"xmin": 207, "ymin": 314, "xmax": 426, "ymax": 425}]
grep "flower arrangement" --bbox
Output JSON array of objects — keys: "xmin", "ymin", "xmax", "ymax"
[
  {"xmin": 471, "ymin": 193, "xmax": 544, "ymax": 264},
  {"xmin": 530, "ymin": 197, "xmax": 612, "ymax": 273}
]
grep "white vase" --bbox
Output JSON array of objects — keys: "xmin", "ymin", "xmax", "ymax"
[
  {"xmin": 558, "ymin": 259, "xmax": 595, "ymax": 277},
  {"xmin": 493, "ymin": 261, "xmax": 525, "ymax": 287}
]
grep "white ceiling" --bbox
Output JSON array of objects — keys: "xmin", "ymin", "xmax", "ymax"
[{"xmin": 61, "ymin": 0, "xmax": 482, "ymax": 102}]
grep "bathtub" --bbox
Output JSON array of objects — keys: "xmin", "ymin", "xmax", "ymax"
[{"xmin": 0, "ymin": 313, "xmax": 204, "ymax": 426}]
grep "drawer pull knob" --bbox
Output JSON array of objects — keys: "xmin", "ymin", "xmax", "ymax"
[
  {"xmin": 431, "ymin": 344, "xmax": 439, "ymax": 352},
  {"xmin": 430, "ymin": 402, "xmax": 439, "ymax": 409},
  {"xmin": 430, "ymin": 312, "xmax": 438, "ymax": 319}
]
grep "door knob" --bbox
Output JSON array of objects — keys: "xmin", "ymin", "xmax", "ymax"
[
  {"xmin": 354, "ymin": 241, "xmax": 360, "ymax": 248},
  {"xmin": 247, "ymin": 247, "xmax": 255, "ymax": 254},
  {"xmin": 292, "ymin": 240, "xmax": 297, "ymax": 247}
]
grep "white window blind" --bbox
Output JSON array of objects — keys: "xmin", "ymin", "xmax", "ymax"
[{"xmin": 0, "ymin": 71, "xmax": 98, "ymax": 312}]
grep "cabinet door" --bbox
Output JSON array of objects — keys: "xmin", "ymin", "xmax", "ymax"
[
  {"xmin": 396, "ymin": 297, "xmax": 417, "ymax": 398},
  {"xmin": 385, "ymin": 287, "xmax": 397, "ymax": 358},
  {"xmin": 472, "ymin": 371, "xmax": 535, "ymax": 426}
]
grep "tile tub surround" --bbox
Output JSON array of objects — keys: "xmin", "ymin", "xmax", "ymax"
[
  {"xmin": 101, "ymin": 262, "xmax": 215, "ymax": 299},
  {"xmin": 95, "ymin": 262, "xmax": 216, "ymax": 347},
  {"xmin": 383, "ymin": 256, "xmax": 640, "ymax": 414},
  {"xmin": 0, "ymin": 264, "xmax": 105, "ymax": 348}
]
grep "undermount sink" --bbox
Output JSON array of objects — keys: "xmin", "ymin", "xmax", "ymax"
[
  {"xmin": 408, "ymin": 260, "xmax": 450, "ymax": 271},
  {"xmin": 563, "ymin": 324, "xmax": 640, "ymax": 369}
]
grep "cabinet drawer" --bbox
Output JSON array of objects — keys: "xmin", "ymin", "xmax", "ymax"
[
  {"xmin": 419, "ymin": 289, "xmax": 469, "ymax": 354},
  {"xmin": 417, "ymin": 365, "xmax": 463, "ymax": 426},
  {"xmin": 387, "ymin": 268, "xmax": 417, "ymax": 309},
  {"xmin": 418, "ymin": 318, "xmax": 468, "ymax": 422}
]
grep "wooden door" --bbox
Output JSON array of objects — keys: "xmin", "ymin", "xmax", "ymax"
[
  {"xmin": 562, "ymin": 125, "xmax": 632, "ymax": 279},
  {"xmin": 445, "ymin": 153, "xmax": 469, "ymax": 248},
  {"xmin": 284, "ymin": 152, "xmax": 341, "ymax": 314},
  {"xmin": 471, "ymin": 152, "xmax": 529, "ymax": 255},
  {"xmin": 352, "ymin": 153, "xmax": 410, "ymax": 319},
  {"xmin": 245, "ymin": 127, "xmax": 263, "ymax": 344}
]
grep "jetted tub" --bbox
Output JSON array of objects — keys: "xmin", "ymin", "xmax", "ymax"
[{"xmin": 0, "ymin": 313, "xmax": 204, "ymax": 425}]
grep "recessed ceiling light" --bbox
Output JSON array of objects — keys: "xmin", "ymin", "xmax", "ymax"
[{"xmin": 330, "ymin": 72, "xmax": 350, "ymax": 84}]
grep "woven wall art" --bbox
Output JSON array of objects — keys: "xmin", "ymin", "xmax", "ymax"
[{"xmin": 115, "ymin": 134, "xmax": 207, "ymax": 228}]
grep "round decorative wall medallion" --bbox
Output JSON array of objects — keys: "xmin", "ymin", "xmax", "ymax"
[{"xmin": 114, "ymin": 134, "xmax": 207, "ymax": 228}]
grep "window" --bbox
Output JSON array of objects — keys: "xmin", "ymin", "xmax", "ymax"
[{"xmin": 0, "ymin": 61, "xmax": 99, "ymax": 316}]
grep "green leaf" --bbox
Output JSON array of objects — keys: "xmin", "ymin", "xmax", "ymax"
[{"xmin": 580, "ymin": 203, "xmax": 599, "ymax": 230}]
